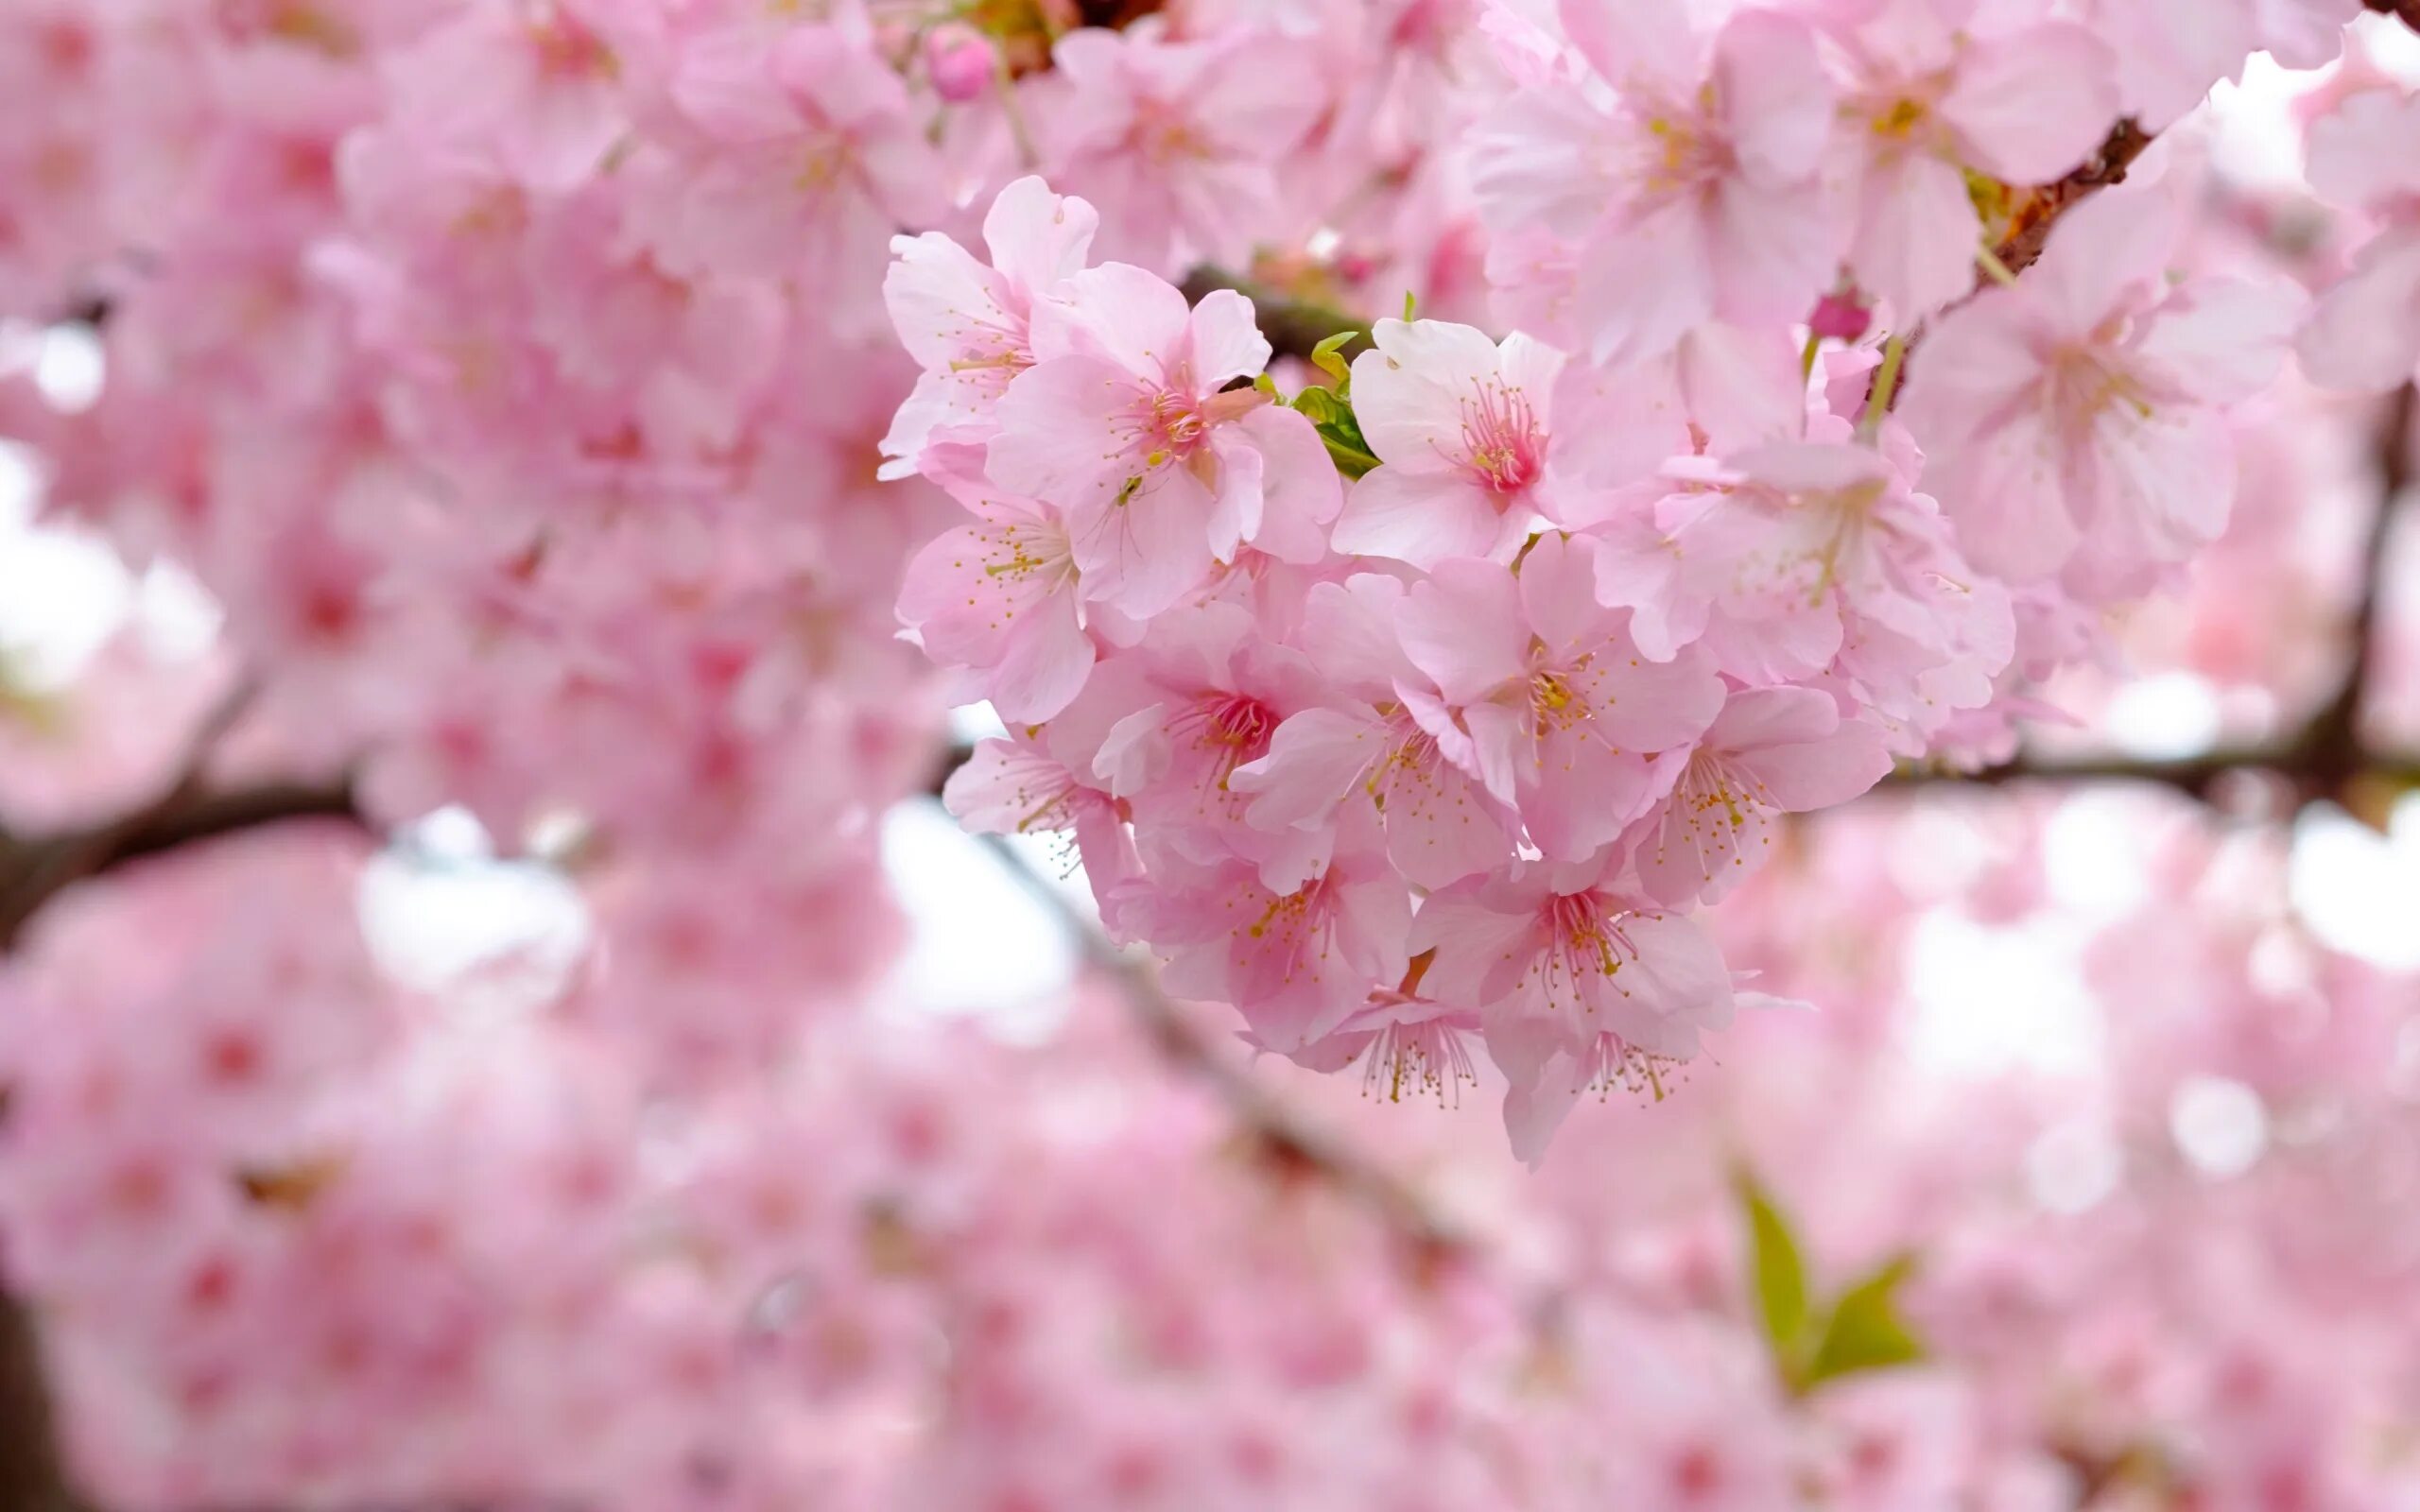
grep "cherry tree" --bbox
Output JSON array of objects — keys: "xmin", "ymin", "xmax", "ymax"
[{"xmin": 2, "ymin": 1, "xmax": 2419, "ymax": 1509}]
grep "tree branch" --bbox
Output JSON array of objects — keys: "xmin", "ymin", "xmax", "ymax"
[
  {"xmin": 0, "ymin": 1288, "xmax": 92, "ymax": 1512},
  {"xmin": 1992, "ymin": 118, "xmax": 2156, "ymax": 280},
  {"xmin": 0, "ymin": 774, "xmax": 363, "ymax": 953},
  {"xmin": 2365, "ymin": 0, "xmax": 2420, "ymax": 31},
  {"xmin": 1889, "ymin": 384, "xmax": 2420, "ymax": 812},
  {"xmin": 1180, "ymin": 266, "xmax": 1372, "ymax": 366},
  {"xmin": 969, "ymin": 831, "xmax": 1468, "ymax": 1263}
]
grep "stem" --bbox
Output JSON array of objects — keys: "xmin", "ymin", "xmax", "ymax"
[
  {"xmin": 991, "ymin": 46, "xmax": 1038, "ymax": 168},
  {"xmin": 1858, "ymin": 335, "xmax": 1908, "ymax": 439},
  {"xmin": 1179, "ymin": 267, "xmax": 1372, "ymax": 363},
  {"xmin": 966, "ymin": 828, "xmax": 1468, "ymax": 1261}
]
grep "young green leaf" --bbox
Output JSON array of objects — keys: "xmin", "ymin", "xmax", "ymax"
[
  {"xmin": 1315, "ymin": 425, "xmax": 1381, "ymax": 479},
  {"xmin": 1734, "ymin": 1168, "xmax": 1811, "ymax": 1363},
  {"xmin": 1805, "ymin": 1254, "xmax": 1927, "ymax": 1387},
  {"xmin": 1309, "ymin": 329, "xmax": 1360, "ymax": 388}
]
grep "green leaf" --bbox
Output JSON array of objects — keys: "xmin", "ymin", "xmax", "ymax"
[
  {"xmin": 1315, "ymin": 424, "xmax": 1381, "ymax": 479},
  {"xmin": 1735, "ymin": 1168, "xmax": 1810, "ymax": 1364},
  {"xmin": 1805, "ymin": 1254, "xmax": 1927, "ymax": 1388},
  {"xmin": 1308, "ymin": 329, "xmax": 1361, "ymax": 387},
  {"xmin": 1290, "ymin": 386, "xmax": 1344, "ymax": 426}
]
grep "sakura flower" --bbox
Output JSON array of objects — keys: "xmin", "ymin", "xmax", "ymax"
[
  {"xmin": 1899, "ymin": 184, "xmax": 2299, "ymax": 597},
  {"xmin": 1631, "ymin": 687, "xmax": 1893, "ymax": 908},
  {"xmin": 1105, "ymin": 837, "xmax": 1413, "ymax": 1056},
  {"xmin": 942, "ymin": 730, "xmax": 1143, "ymax": 901},
  {"xmin": 1329, "ymin": 318, "xmax": 1566, "ymax": 568},
  {"xmin": 1053, "ymin": 602, "xmax": 1328, "ymax": 885},
  {"xmin": 1395, "ymin": 532, "xmax": 1725, "ymax": 861},
  {"xmin": 385, "ymin": 0, "xmax": 641, "ymax": 191},
  {"xmin": 1228, "ymin": 575, "xmax": 1519, "ymax": 889},
  {"xmin": 1821, "ymin": 0, "xmax": 2120, "ymax": 318},
  {"xmin": 1274, "ymin": 945, "xmax": 1486, "ymax": 1106},
  {"xmin": 1413, "ymin": 856, "xmax": 1737, "ymax": 1162},
  {"xmin": 634, "ymin": 25, "xmax": 944, "ymax": 327},
  {"xmin": 1469, "ymin": 1, "xmax": 1837, "ymax": 365},
  {"xmin": 2297, "ymin": 87, "xmax": 2420, "ymax": 393},
  {"xmin": 1594, "ymin": 437, "xmax": 2015, "ymax": 745},
  {"xmin": 2078, "ymin": 0, "xmax": 2358, "ymax": 129},
  {"xmin": 880, "ymin": 176, "xmax": 1101, "ymax": 478},
  {"xmin": 988, "ymin": 265, "xmax": 1338, "ymax": 614},
  {"xmin": 1036, "ymin": 26, "xmax": 1326, "ymax": 275},
  {"xmin": 897, "ymin": 486, "xmax": 1092, "ymax": 723}
]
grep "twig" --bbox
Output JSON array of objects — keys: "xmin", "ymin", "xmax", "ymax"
[
  {"xmin": 2365, "ymin": 0, "xmax": 2420, "ymax": 31},
  {"xmin": 0, "ymin": 1289, "xmax": 92, "ymax": 1512},
  {"xmin": 1991, "ymin": 118, "xmax": 2155, "ymax": 281},
  {"xmin": 0, "ymin": 679, "xmax": 366, "ymax": 952},
  {"xmin": 968, "ymin": 830, "xmax": 1468, "ymax": 1262},
  {"xmin": 0, "ymin": 775, "xmax": 364, "ymax": 953},
  {"xmin": 1180, "ymin": 267, "xmax": 1373, "ymax": 366},
  {"xmin": 1889, "ymin": 385, "xmax": 2420, "ymax": 813}
]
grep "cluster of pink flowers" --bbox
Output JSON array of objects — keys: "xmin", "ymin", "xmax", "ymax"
[
  {"xmin": 889, "ymin": 0, "xmax": 2343, "ymax": 1158},
  {"xmin": 4, "ymin": 0, "xmax": 965, "ymax": 1080},
  {"xmin": 3, "ymin": 0, "xmax": 2420, "ymax": 1504}
]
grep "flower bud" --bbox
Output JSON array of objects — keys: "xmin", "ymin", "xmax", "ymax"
[
  {"xmin": 1808, "ymin": 289, "xmax": 1873, "ymax": 343},
  {"xmin": 925, "ymin": 24, "xmax": 994, "ymax": 103}
]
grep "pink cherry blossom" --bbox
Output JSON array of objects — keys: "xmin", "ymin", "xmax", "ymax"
[
  {"xmin": 1594, "ymin": 437, "xmax": 2015, "ymax": 748},
  {"xmin": 1414, "ymin": 856, "xmax": 1737, "ymax": 1161},
  {"xmin": 1631, "ymin": 687, "xmax": 1893, "ymax": 908},
  {"xmin": 1228, "ymin": 574, "xmax": 1521, "ymax": 889},
  {"xmin": 1035, "ymin": 26, "xmax": 1327, "ymax": 276},
  {"xmin": 9, "ymin": 11, "xmax": 2420, "ymax": 1501},
  {"xmin": 1470, "ymin": 1, "xmax": 1838, "ymax": 364},
  {"xmin": 1901, "ymin": 183, "xmax": 2299, "ymax": 596},
  {"xmin": 631, "ymin": 24, "xmax": 945, "ymax": 326},
  {"xmin": 987, "ymin": 264, "xmax": 1337, "ymax": 612},
  {"xmin": 384, "ymin": 0, "xmax": 642, "ymax": 192},
  {"xmin": 1106, "ymin": 839, "xmax": 1413, "ymax": 1056},
  {"xmin": 881, "ymin": 175, "xmax": 1102, "ymax": 476},
  {"xmin": 1329, "ymin": 317, "xmax": 1566, "ymax": 567},
  {"xmin": 1396, "ymin": 532, "xmax": 1727, "ymax": 860},
  {"xmin": 898, "ymin": 485, "xmax": 1093, "ymax": 723},
  {"xmin": 2297, "ymin": 87, "xmax": 2420, "ymax": 392},
  {"xmin": 1820, "ymin": 0, "xmax": 2120, "ymax": 318}
]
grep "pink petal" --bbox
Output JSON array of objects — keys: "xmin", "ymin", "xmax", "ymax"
[
  {"xmin": 1329, "ymin": 467, "xmax": 1503, "ymax": 569},
  {"xmin": 1940, "ymin": 23, "xmax": 2121, "ymax": 184}
]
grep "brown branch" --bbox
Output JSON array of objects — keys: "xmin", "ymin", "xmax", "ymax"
[
  {"xmin": 2365, "ymin": 0, "xmax": 2420, "ymax": 31},
  {"xmin": 0, "ymin": 1289, "xmax": 92, "ymax": 1512},
  {"xmin": 0, "ymin": 774, "xmax": 363, "ymax": 954},
  {"xmin": 969, "ymin": 830, "xmax": 1467, "ymax": 1264},
  {"xmin": 1882, "ymin": 746, "xmax": 2420, "ymax": 806},
  {"xmin": 2308, "ymin": 382, "xmax": 2416, "ymax": 767},
  {"xmin": 0, "ymin": 677, "xmax": 369, "ymax": 953},
  {"xmin": 1180, "ymin": 266, "xmax": 1372, "ymax": 367},
  {"xmin": 1889, "ymin": 385, "xmax": 2420, "ymax": 814},
  {"xmin": 1992, "ymin": 118, "xmax": 2156, "ymax": 280}
]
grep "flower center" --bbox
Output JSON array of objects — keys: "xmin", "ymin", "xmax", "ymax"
[
  {"xmin": 1148, "ymin": 389, "xmax": 1205, "ymax": 454},
  {"xmin": 1456, "ymin": 382, "xmax": 1542, "ymax": 498}
]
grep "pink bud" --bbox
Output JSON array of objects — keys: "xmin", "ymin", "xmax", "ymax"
[
  {"xmin": 925, "ymin": 25, "xmax": 995, "ymax": 104},
  {"xmin": 1808, "ymin": 289, "xmax": 1873, "ymax": 343}
]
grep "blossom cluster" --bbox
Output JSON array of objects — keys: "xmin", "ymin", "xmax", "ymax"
[
  {"xmin": 3, "ymin": 0, "xmax": 2420, "ymax": 1503},
  {"xmin": 891, "ymin": 0, "xmax": 2352, "ymax": 1157}
]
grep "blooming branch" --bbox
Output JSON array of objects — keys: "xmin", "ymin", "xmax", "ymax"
[
  {"xmin": 1888, "ymin": 384, "xmax": 2420, "ymax": 813},
  {"xmin": 969, "ymin": 830, "xmax": 1470, "ymax": 1263}
]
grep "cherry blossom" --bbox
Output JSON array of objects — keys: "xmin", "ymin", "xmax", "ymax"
[
  {"xmin": 4, "ymin": 5, "xmax": 2420, "ymax": 1503},
  {"xmin": 1901, "ymin": 183, "xmax": 2299, "ymax": 597}
]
